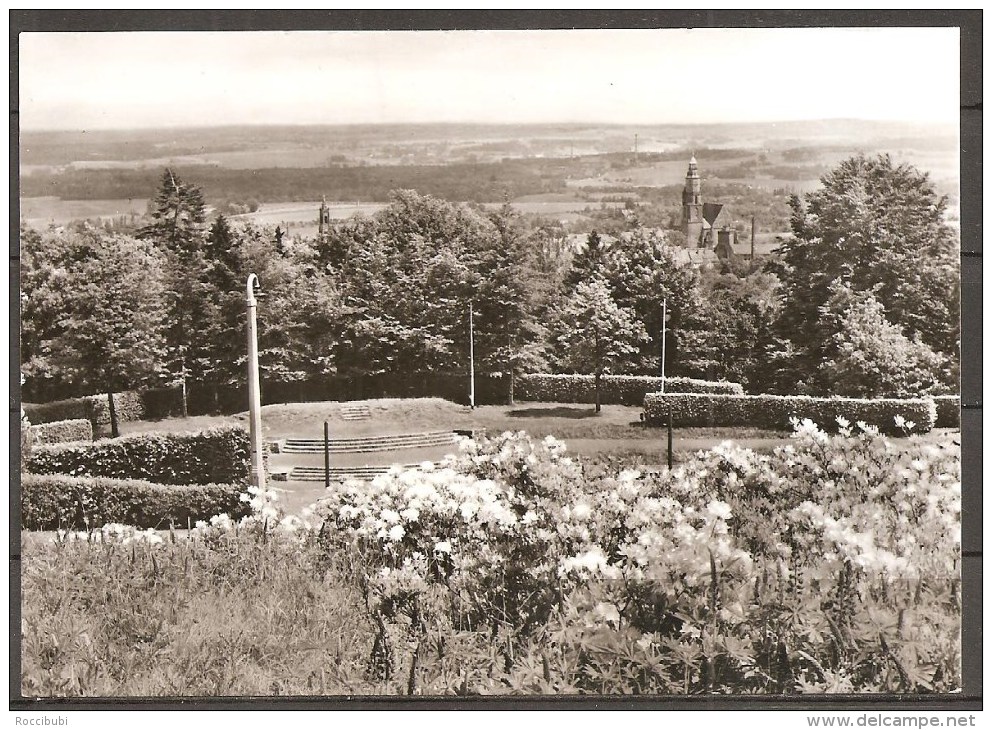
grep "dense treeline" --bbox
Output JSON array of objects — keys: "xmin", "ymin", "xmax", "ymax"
[
  {"xmin": 20, "ymin": 154, "xmax": 959, "ymax": 421},
  {"xmin": 21, "ymin": 159, "xmax": 577, "ymax": 204}
]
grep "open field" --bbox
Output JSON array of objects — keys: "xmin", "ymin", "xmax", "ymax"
[
  {"xmin": 20, "ymin": 194, "xmax": 626, "ymax": 236},
  {"xmin": 20, "ymin": 196, "xmax": 149, "ymax": 227},
  {"xmin": 18, "ymin": 120, "xmax": 958, "ymax": 233}
]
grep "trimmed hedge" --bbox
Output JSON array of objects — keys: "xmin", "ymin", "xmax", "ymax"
[
  {"xmin": 21, "ymin": 473, "xmax": 250, "ymax": 530},
  {"xmin": 28, "ymin": 418, "xmax": 93, "ymax": 445},
  {"xmin": 25, "ymin": 425, "xmax": 251, "ymax": 486},
  {"xmin": 932, "ymin": 395, "xmax": 960, "ymax": 428},
  {"xmin": 140, "ymin": 387, "xmax": 187, "ymax": 420},
  {"xmin": 24, "ymin": 392, "xmax": 144, "ymax": 429},
  {"xmin": 643, "ymin": 392, "xmax": 937, "ymax": 435},
  {"xmin": 518, "ymin": 374, "xmax": 744, "ymax": 406}
]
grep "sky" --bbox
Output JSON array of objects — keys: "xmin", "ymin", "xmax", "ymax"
[{"xmin": 19, "ymin": 27, "xmax": 960, "ymax": 130}]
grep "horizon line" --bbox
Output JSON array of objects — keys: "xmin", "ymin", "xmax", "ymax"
[{"xmin": 19, "ymin": 117, "xmax": 959, "ymax": 135}]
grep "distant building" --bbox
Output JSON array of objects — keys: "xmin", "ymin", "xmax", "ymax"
[
  {"xmin": 318, "ymin": 196, "xmax": 331, "ymax": 237},
  {"xmin": 681, "ymin": 156, "xmax": 738, "ymax": 259}
]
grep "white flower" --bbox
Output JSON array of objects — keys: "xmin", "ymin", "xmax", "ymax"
[
  {"xmin": 592, "ymin": 601, "xmax": 621, "ymax": 626},
  {"xmin": 434, "ymin": 540, "xmax": 451, "ymax": 554},
  {"xmin": 572, "ymin": 503, "xmax": 592, "ymax": 522},
  {"xmin": 705, "ymin": 500, "xmax": 733, "ymax": 521},
  {"xmin": 388, "ymin": 524, "xmax": 405, "ymax": 542}
]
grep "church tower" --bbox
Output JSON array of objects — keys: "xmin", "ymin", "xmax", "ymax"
[
  {"xmin": 681, "ymin": 156, "xmax": 703, "ymax": 247},
  {"xmin": 318, "ymin": 196, "xmax": 330, "ymax": 238}
]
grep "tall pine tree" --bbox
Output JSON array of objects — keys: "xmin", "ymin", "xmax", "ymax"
[{"xmin": 139, "ymin": 169, "xmax": 210, "ymax": 416}]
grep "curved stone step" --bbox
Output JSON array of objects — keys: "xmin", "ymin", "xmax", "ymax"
[
  {"xmin": 274, "ymin": 430, "xmax": 460, "ymax": 454},
  {"xmin": 288, "ymin": 462, "xmax": 442, "ymax": 482},
  {"xmin": 284, "ymin": 433, "xmax": 455, "ymax": 448},
  {"xmin": 339, "ymin": 404, "xmax": 372, "ymax": 421}
]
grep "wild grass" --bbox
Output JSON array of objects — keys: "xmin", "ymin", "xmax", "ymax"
[{"xmin": 20, "ymin": 531, "xmax": 375, "ymax": 697}]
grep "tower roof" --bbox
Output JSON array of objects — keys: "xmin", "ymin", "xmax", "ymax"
[{"xmin": 686, "ymin": 155, "xmax": 699, "ymax": 178}]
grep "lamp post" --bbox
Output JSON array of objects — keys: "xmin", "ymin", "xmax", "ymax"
[
  {"xmin": 660, "ymin": 297, "xmax": 668, "ymax": 394},
  {"xmin": 661, "ymin": 297, "xmax": 672, "ymax": 468},
  {"xmin": 246, "ymin": 274, "xmax": 266, "ymax": 490},
  {"xmin": 468, "ymin": 302, "xmax": 476, "ymax": 409}
]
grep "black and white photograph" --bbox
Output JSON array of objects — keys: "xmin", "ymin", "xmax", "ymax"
[{"xmin": 14, "ymin": 14, "xmax": 972, "ymax": 707}]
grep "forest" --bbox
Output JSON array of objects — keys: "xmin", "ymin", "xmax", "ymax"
[{"xmin": 20, "ymin": 154, "xmax": 960, "ymax": 424}]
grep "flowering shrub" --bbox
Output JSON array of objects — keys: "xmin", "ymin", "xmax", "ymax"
[
  {"xmin": 28, "ymin": 418, "xmax": 93, "ymax": 445},
  {"xmin": 25, "ymin": 425, "xmax": 251, "ymax": 485},
  {"xmin": 311, "ymin": 433, "xmax": 589, "ymax": 680},
  {"xmin": 309, "ymin": 423, "xmax": 959, "ymax": 694},
  {"xmin": 21, "ymin": 473, "xmax": 250, "ymax": 530},
  {"xmin": 534, "ymin": 419, "xmax": 959, "ymax": 694},
  {"xmin": 643, "ymin": 392, "xmax": 937, "ymax": 435},
  {"xmin": 518, "ymin": 373, "xmax": 743, "ymax": 406},
  {"xmin": 26, "ymin": 420, "xmax": 958, "ymax": 695}
]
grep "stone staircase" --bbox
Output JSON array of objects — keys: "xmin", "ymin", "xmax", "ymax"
[
  {"xmin": 272, "ymin": 430, "xmax": 461, "ymax": 454},
  {"xmin": 339, "ymin": 403, "xmax": 372, "ymax": 421},
  {"xmin": 287, "ymin": 461, "xmax": 444, "ymax": 482}
]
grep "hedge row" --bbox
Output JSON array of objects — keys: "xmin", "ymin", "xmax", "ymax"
[
  {"xmin": 25, "ymin": 425, "xmax": 251, "ymax": 486},
  {"xmin": 932, "ymin": 395, "xmax": 960, "ymax": 429},
  {"xmin": 518, "ymin": 374, "xmax": 744, "ymax": 406},
  {"xmin": 24, "ymin": 392, "xmax": 144, "ymax": 428},
  {"xmin": 28, "ymin": 418, "xmax": 93, "ymax": 445},
  {"xmin": 643, "ymin": 392, "xmax": 937, "ymax": 435},
  {"xmin": 21, "ymin": 473, "xmax": 250, "ymax": 531}
]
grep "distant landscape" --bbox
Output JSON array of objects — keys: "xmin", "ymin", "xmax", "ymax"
[{"xmin": 19, "ymin": 119, "xmax": 959, "ymax": 237}]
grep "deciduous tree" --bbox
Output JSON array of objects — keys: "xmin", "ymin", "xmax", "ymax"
[
  {"xmin": 817, "ymin": 283, "xmax": 952, "ymax": 398},
  {"xmin": 551, "ymin": 279, "xmax": 647, "ymax": 412},
  {"xmin": 772, "ymin": 154, "xmax": 959, "ymax": 394},
  {"xmin": 48, "ymin": 235, "xmax": 169, "ymax": 436}
]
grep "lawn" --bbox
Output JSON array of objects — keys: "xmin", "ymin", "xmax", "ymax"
[{"xmin": 120, "ymin": 398, "xmax": 791, "ymax": 442}]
